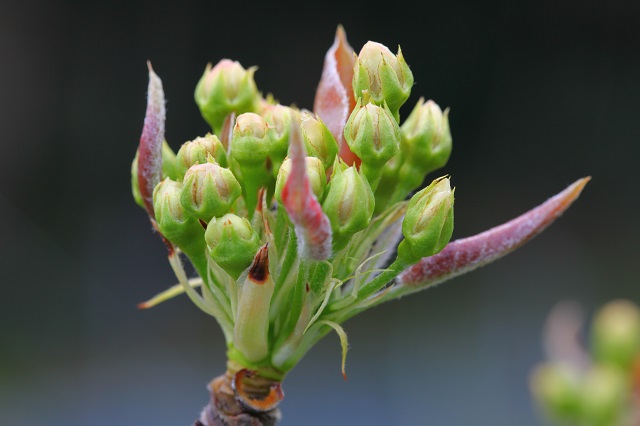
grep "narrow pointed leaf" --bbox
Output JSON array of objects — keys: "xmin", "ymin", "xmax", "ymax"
[
  {"xmin": 137, "ymin": 62, "xmax": 166, "ymax": 218},
  {"xmin": 316, "ymin": 320, "xmax": 349, "ymax": 381},
  {"xmin": 281, "ymin": 124, "xmax": 332, "ymax": 260},
  {"xmin": 137, "ymin": 277, "xmax": 203, "ymax": 309},
  {"xmin": 313, "ymin": 25, "xmax": 360, "ymax": 166},
  {"xmin": 396, "ymin": 177, "xmax": 590, "ymax": 291}
]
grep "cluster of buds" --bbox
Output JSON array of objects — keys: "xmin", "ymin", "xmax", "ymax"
[
  {"xmin": 531, "ymin": 301, "xmax": 640, "ymax": 426},
  {"xmin": 132, "ymin": 27, "xmax": 587, "ymax": 424}
]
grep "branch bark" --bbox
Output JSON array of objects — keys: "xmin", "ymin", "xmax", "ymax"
[{"xmin": 194, "ymin": 373, "xmax": 282, "ymax": 426}]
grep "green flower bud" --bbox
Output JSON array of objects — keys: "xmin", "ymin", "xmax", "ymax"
[
  {"xmin": 275, "ymin": 156, "xmax": 326, "ymax": 203},
  {"xmin": 592, "ymin": 300, "xmax": 640, "ymax": 370},
  {"xmin": 131, "ymin": 150, "xmax": 145, "ymax": 209},
  {"xmin": 152, "ymin": 178, "xmax": 204, "ymax": 255},
  {"xmin": 180, "ymin": 162, "xmax": 242, "ymax": 222},
  {"xmin": 195, "ymin": 60, "xmax": 259, "ymax": 133},
  {"xmin": 160, "ymin": 141, "xmax": 180, "ymax": 181},
  {"xmin": 175, "ymin": 134, "xmax": 227, "ymax": 179},
  {"xmin": 231, "ymin": 113, "xmax": 273, "ymax": 216},
  {"xmin": 322, "ymin": 164, "xmax": 374, "ymax": 251},
  {"xmin": 352, "ymin": 41, "xmax": 413, "ymax": 119},
  {"xmin": 205, "ymin": 213, "xmax": 261, "ymax": 280},
  {"xmin": 390, "ymin": 99, "xmax": 452, "ymax": 204},
  {"xmin": 530, "ymin": 363, "xmax": 582, "ymax": 422},
  {"xmin": 132, "ymin": 141, "xmax": 180, "ymax": 208},
  {"xmin": 580, "ymin": 365, "xmax": 628, "ymax": 426},
  {"xmin": 344, "ymin": 99, "xmax": 400, "ymax": 190},
  {"xmin": 397, "ymin": 177, "xmax": 454, "ymax": 264},
  {"xmin": 262, "ymin": 104, "xmax": 300, "ymax": 174},
  {"xmin": 300, "ymin": 112, "xmax": 339, "ymax": 170},
  {"xmin": 231, "ymin": 113, "xmax": 271, "ymax": 165},
  {"xmin": 401, "ymin": 99, "xmax": 452, "ymax": 170}
]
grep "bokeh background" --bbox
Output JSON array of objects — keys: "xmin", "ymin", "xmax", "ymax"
[{"xmin": 1, "ymin": 0, "xmax": 639, "ymax": 424}]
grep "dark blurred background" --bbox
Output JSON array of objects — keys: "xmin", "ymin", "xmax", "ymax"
[{"xmin": 1, "ymin": 0, "xmax": 639, "ymax": 424}]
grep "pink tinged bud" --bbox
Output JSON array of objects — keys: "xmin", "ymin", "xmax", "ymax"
[
  {"xmin": 353, "ymin": 42, "xmax": 413, "ymax": 119},
  {"xmin": 231, "ymin": 112, "xmax": 271, "ymax": 164},
  {"xmin": 195, "ymin": 60, "xmax": 259, "ymax": 133},
  {"xmin": 313, "ymin": 25, "xmax": 361, "ymax": 167},
  {"xmin": 175, "ymin": 134, "xmax": 227, "ymax": 178},
  {"xmin": 281, "ymin": 124, "xmax": 332, "ymax": 260},
  {"xmin": 262, "ymin": 104, "xmax": 299, "ymax": 161},
  {"xmin": 398, "ymin": 177, "xmax": 590, "ymax": 288},
  {"xmin": 180, "ymin": 162, "xmax": 242, "ymax": 221},
  {"xmin": 137, "ymin": 62, "xmax": 166, "ymax": 219},
  {"xmin": 275, "ymin": 156, "xmax": 326, "ymax": 203}
]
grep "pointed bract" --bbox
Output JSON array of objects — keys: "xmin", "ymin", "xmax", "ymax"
[
  {"xmin": 281, "ymin": 124, "xmax": 332, "ymax": 260},
  {"xmin": 137, "ymin": 63, "xmax": 166, "ymax": 219},
  {"xmin": 397, "ymin": 178, "xmax": 590, "ymax": 289},
  {"xmin": 313, "ymin": 26, "xmax": 360, "ymax": 166}
]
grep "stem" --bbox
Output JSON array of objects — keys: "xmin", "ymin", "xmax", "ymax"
[
  {"xmin": 196, "ymin": 372, "xmax": 281, "ymax": 426},
  {"xmin": 354, "ymin": 258, "xmax": 407, "ymax": 303}
]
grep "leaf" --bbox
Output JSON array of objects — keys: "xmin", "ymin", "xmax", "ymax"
[
  {"xmin": 137, "ymin": 277, "xmax": 203, "ymax": 309},
  {"xmin": 304, "ymin": 275, "xmax": 338, "ymax": 335},
  {"xmin": 137, "ymin": 62, "xmax": 166, "ymax": 219},
  {"xmin": 316, "ymin": 320, "xmax": 349, "ymax": 381},
  {"xmin": 281, "ymin": 123, "xmax": 332, "ymax": 260},
  {"xmin": 396, "ymin": 177, "xmax": 590, "ymax": 293},
  {"xmin": 313, "ymin": 25, "xmax": 360, "ymax": 166}
]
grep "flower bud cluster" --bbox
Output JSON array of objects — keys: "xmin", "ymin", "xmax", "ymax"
[
  {"xmin": 531, "ymin": 301, "xmax": 640, "ymax": 426},
  {"xmin": 133, "ymin": 31, "xmax": 459, "ymax": 384}
]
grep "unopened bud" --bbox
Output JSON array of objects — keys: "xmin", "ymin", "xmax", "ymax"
[
  {"xmin": 300, "ymin": 112, "xmax": 339, "ymax": 170},
  {"xmin": 352, "ymin": 41, "xmax": 413, "ymax": 118},
  {"xmin": 153, "ymin": 178, "xmax": 203, "ymax": 254},
  {"xmin": 592, "ymin": 300, "xmax": 640, "ymax": 370},
  {"xmin": 180, "ymin": 162, "xmax": 242, "ymax": 222},
  {"xmin": 275, "ymin": 156, "xmax": 326, "ymax": 203},
  {"xmin": 390, "ymin": 99, "xmax": 452, "ymax": 204},
  {"xmin": 581, "ymin": 365, "xmax": 628, "ymax": 426},
  {"xmin": 175, "ymin": 134, "xmax": 227, "ymax": 179},
  {"xmin": 231, "ymin": 113, "xmax": 271, "ymax": 165},
  {"xmin": 322, "ymin": 164, "xmax": 374, "ymax": 251},
  {"xmin": 344, "ymin": 99, "xmax": 400, "ymax": 189},
  {"xmin": 262, "ymin": 104, "xmax": 300, "ymax": 173},
  {"xmin": 401, "ymin": 99, "xmax": 452, "ymax": 175},
  {"xmin": 205, "ymin": 213, "xmax": 261, "ymax": 280},
  {"xmin": 231, "ymin": 113, "xmax": 272, "ymax": 216},
  {"xmin": 195, "ymin": 60, "xmax": 259, "ymax": 133},
  {"xmin": 397, "ymin": 177, "xmax": 454, "ymax": 264},
  {"xmin": 530, "ymin": 363, "xmax": 582, "ymax": 422}
]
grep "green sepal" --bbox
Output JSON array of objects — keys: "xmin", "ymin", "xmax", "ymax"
[{"xmin": 205, "ymin": 213, "xmax": 261, "ymax": 280}]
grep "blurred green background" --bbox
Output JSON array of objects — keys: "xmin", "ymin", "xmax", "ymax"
[{"xmin": 1, "ymin": 0, "xmax": 639, "ymax": 424}]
